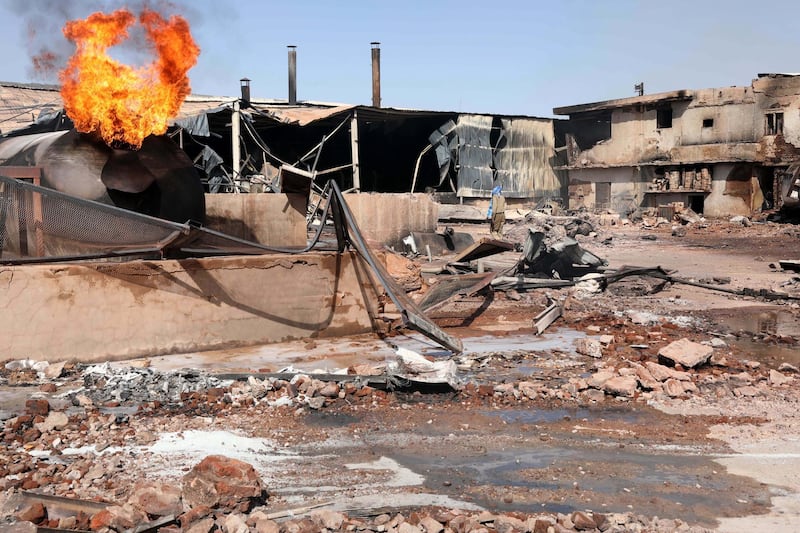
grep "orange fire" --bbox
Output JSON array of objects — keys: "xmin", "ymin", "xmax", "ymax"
[{"xmin": 59, "ymin": 9, "xmax": 199, "ymax": 149}]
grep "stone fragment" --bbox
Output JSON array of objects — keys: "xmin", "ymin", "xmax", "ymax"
[
  {"xmin": 89, "ymin": 504, "xmax": 145, "ymax": 532},
  {"xmin": 770, "ymin": 369, "xmax": 793, "ymax": 386},
  {"xmin": 305, "ymin": 396, "xmax": 326, "ymax": 410},
  {"xmin": 587, "ymin": 370, "xmax": 615, "ymax": 389},
  {"xmin": 318, "ymin": 383, "xmax": 340, "ymax": 398},
  {"xmin": 602, "ymin": 376, "xmax": 638, "ymax": 397},
  {"xmin": 583, "ymin": 389, "xmax": 606, "ymax": 402},
  {"xmin": 24, "ymin": 399, "xmax": 50, "ymax": 417},
  {"xmin": 571, "ymin": 511, "xmax": 596, "ymax": 530},
  {"xmin": 178, "ymin": 505, "xmax": 212, "ymax": 528},
  {"xmin": 311, "ymin": 510, "xmax": 346, "ymax": 530},
  {"xmin": 493, "ymin": 515, "xmax": 525, "ymax": 533},
  {"xmin": 709, "ymin": 338, "xmax": 727, "ymax": 348},
  {"xmin": 34, "ymin": 411, "xmax": 69, "ymax": 432},
  {"xmin": 734, "ymin": 385, "xmax": 762, "ymax": 397},
  {"xmin": 628, "ymin": 362, "xmax": 659, "ymax": 390},
  {"xmin": 254, "ymin": 518, "xmax": 281, "ymax": 533},
  {"xmin": 182, "ymin": 455, "xmax": 264, "ymax": 511},
  {"xmin": 419, "ymin": 516, "xmax": 445, "ymax": 533},
  {"xmin": 398, "ymin": 522, "xmax": 422, "ymax": 533},
  {"xmin": 598, "ymin": 335, "xmax": 615, "ymax": 345},
  {"xmin": 529, "ymin": 518, "xmax": 554, "ymax": 533},
  {"xmin": 779, "ymin": 362, "xmax": 800, "ymax": 373},
  {"xmin": 222, "ymin": 513, "xmax": 249, "ymax": 533},
  {"xmin": 658, "ymin": 338, "xmax": 713, "ymax": 368},
  {"xmin": 43, "ymin": 361, "xmax": 66, "ymax": 379},
  {"xmin": 575, "ymin": 338, "xmax": 603, "ymax": 358},
  {"xmin": 128, "ymin": 481, "xmax": 183, "ymax": 517},
  {"xmin": 663, "ymin": 379, "xmax": 686, "ymax": 398},
  {"xmin": 17, "ymin": 503, "xmax": 46, "ymax": 524},
  {"xmin": 185, "ymin": 517, "xmax": 215, "ymax": 533},
  {"xmin": 645, "ymin": 361, "xmax": 691, "ymax": 382}
]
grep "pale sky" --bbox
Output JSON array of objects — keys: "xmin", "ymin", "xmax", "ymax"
[{"xmin": 1, "ymin": 0, "xmax": 799, "ymax": 117}]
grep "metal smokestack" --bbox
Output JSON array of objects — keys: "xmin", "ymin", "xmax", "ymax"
[
  {"xmin": 288, "ymin": 45, "xmax": 297, "ymax": 105},
  {"xmin": 240, "ymin": 78, "xmax": 251, "ymax": 106},
  {"xmin": 371, "ymin": 42, "xmax": 381, "ymax": 108}
]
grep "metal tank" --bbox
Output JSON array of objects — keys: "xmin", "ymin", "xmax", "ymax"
[{"xmin": 0, "ymin": 129, "xmax": 205, "ymax": 224}]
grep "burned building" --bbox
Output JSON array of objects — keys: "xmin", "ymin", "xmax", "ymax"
[
  {"xmin": 554, "ymin": 74, "xmax": 800, "ymax": 217},
  {"xmin": 1, "ymin": 80, "xmax": 566, "ymax": 209}
]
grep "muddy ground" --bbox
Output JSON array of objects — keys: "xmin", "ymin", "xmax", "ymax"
[{"xmin": 2, "ymin": 215, "xmax": 800, "ymax": 532}]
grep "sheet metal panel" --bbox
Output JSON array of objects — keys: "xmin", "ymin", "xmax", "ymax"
[
  {"xmin": 455, "ymin": 114, "xmax": 494, "ymax": 197},
  {"xmin": 494, "ymin": 117, "xmax": 561, "ymax": 199}
]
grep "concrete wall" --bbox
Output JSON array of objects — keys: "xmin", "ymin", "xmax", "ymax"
[
  {"xmin": 568, "ymin": 167, "xmax": 643, "ymax": 215},
  {"xmin": 567, "ymin": 77, "xmax": 800, "ymax": 169},
  {"xmin": 344, "ymin": 192, "xmax": 439, "ymax": 246},
  {"xmin": 569, "ymin": 164, "xmax": 756, "ymax": 217},
  {"xmin": 0, "ymin": 252, "xmax": 380, "ymax": 363},
  {"xmin": 204, "ymin": 193, "xmax": 307, "ymax": 247},
  {"xmin": 703, "ymin": 163, "xmax": 759, "ymax": 217},
  {"xmin": 204, "ymin": 192, "xmax": 439, "ymax": 248}
]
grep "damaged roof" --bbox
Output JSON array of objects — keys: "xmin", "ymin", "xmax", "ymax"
[
  {"xmin": 1, "ymin": 80, "xmax": 559, "ymax": 137},
  {"xmin": 553, "ymin": 89, "xmax": 694, "ymax": 116},
  {"xmin": 0, "ymin": 81, "xmax": 356, "ymax": 134}
]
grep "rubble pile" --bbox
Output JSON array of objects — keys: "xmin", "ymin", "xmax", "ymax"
[
  {"xmin": 504, "ymin": 211, "xmax": 599, "ymax": 247},
  {"xmin": 2, "ymin": 453, "xmax": 715, "ymax": 533},
  {"xmin": 74, "ymin": 364, "xmax": 227, "ymax": 405}
]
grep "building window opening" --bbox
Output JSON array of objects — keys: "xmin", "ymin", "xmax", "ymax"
[
  {"xmin": 688, "ymin": 194, "xmax": 704, "ymax": 214},
  {"xmin": 766, "ymin": 112, "xmax": 784, "ymax": 135},
  {"xmin": 657, "ymin": 107, "xmax": 673, "ymax": 129},
  {"xmin": 702, "ymin": 118, "xmax": 714, "ymax": 128}
]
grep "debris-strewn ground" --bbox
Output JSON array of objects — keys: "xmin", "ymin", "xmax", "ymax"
[{"xmin": 3, "ymin": 214, "xmax": 800, "ymax": 532}]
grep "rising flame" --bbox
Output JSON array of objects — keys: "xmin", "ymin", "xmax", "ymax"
[{"xmin": 59, "ymin": 9, "xmax": 199, "ymax": 149}]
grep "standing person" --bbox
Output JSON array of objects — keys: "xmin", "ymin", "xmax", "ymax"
[{"xmin": 488, "ymin": 184, "xmax": 505, "ymax": 237}]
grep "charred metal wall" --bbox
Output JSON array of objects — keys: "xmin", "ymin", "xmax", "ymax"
[
  {"xmin": 0, "ymin": 252, "xmax": 380, "ymax": 362},
  {"xmin": 455, "ymin": 115, "xmax": 564, "ymax": 199}
]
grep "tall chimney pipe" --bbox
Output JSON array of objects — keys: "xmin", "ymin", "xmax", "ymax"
[
  {"xmin": 288, "ymin": 45, "xmax": 297, "ymax": 105},
  {"xmin": 371, "ymin": 42, "xmax": 381, "ymax": 108},
  {"xmin": 240, "ymin": 77, "xmax": 251, "ymax": 106}
]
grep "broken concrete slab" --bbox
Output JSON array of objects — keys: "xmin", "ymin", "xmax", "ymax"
[
  {"xmin": 657, "ymin": 338, "xmax": 713, "ymax": 368},
  {"xmin": 575, "ymin": 338, "xmax": 603, "ymax": 358}
]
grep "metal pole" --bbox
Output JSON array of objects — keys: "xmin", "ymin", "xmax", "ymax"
[
  {"xmin": 232, "ymin": 100, "xmax": 241, "ymax": 182},
  {"xmin": 350, "ymin": 110, "xmax": 360, "ymax": 191},
  {"xmin": 371, "ymin": 42, "xmax": 381, "ymax": 108},
  {"xmin": 288, "ymin": 45, "xmax": 297, "ymax": 105}
]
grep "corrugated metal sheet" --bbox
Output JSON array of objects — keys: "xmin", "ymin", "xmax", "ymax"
[
  {"xmin": 455, "ymin": 114, "xmax": 494, "ymax": 196},
  {"xmin": 0, "ymin": 82, "xmax": 62, "ymax": 133},
  {"xmin": 494, "ymin": 118, "xmax": 561, "ymax": 199},
  {"xmin": 454, "ymin": 115, "xmax": 562, "ymax": 199}
]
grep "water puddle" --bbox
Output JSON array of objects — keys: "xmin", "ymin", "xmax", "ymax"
[
  {"xmin": 716, "ymin": 307, "xmax": 800, "ymax": 338},
  {"xmin": 388, "ymin": 435, "xmax": 768, "ymax": 526},
  {"xmin": 486, "ymin": 406, "xmax": 647, "ymax": 425},
  {"xmin": 708, "ymin": 306, "xmax": 800, "ymax": 366}
]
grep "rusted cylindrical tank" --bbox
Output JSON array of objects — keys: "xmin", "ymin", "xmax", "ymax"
[{"xmin": 0, "ymin": 129, "xmax": 205, "ymax": 224}]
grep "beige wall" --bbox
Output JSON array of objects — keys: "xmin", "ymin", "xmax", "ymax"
[
  {"xmin": 0, "ymin": 252, "xmax": 380, "ymax": 363},
  {"xmin": 344, "ymin": 192, "xmax": 439, "ymax": 245},
  {"xmin": 204, "ymin": 193, "xmax": 308, "ymax": 247},
  {"xmin": 205, "ymin": 192, "xmax": 439, "ymax": 248}
]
